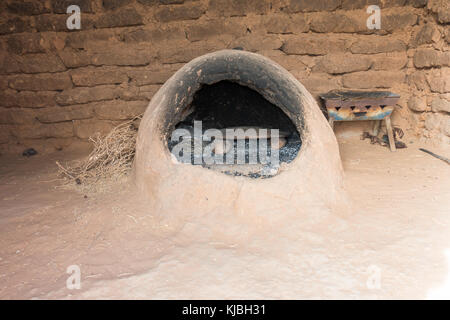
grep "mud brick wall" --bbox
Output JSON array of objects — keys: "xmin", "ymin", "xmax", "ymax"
[{"xmin": 0, "ymin": 0, "xmax": 449, "ymax": 154}]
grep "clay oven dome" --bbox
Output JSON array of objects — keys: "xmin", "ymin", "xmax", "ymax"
[{"xmin": 134, "ymin": 50, "xmax": 345, "ymax": 219}]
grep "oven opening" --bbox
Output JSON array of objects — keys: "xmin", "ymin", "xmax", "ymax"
[{"xmin": 168, "ymin": 80, "xmax": 302, "ymax": 178}]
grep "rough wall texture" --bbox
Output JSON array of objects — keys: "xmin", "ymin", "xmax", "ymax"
[{"xmin": 0, "ymin": 0, "xmax": 449, "ymax": 154}]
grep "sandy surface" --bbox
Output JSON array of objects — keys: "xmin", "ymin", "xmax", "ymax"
[{"xmin": 0, "ymin": 137, "xmax": 449, "ymax": 299}]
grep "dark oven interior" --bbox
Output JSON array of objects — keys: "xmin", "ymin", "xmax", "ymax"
[{"xmin": 168, "ymin": 80, "xmax": 302, "ymax": 178}]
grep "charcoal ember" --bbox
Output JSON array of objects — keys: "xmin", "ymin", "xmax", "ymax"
[{"xmin": 22, "ymin": 148, "xmax": 37, "ymax": 157}]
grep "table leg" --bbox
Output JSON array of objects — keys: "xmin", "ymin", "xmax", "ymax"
[
  {"xmin": 373, "ymin": 120, "xmax": 381, "ymax": 136},
  {"xmin": 385, "ymin": 116, "xmax": 396, "ymax": 152},
  {"xmin": 328, "ymin": 118, "xmax": 334, "ymax": 130}
]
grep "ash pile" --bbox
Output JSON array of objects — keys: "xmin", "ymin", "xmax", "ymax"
[{"xmin": 168, "ymin": 125, "xmax": 301, "ymax": 178}]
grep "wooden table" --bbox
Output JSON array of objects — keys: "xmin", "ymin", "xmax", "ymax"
[{"xmin": 320, "ymin": 90, "xmax": 400, "ymax": 152}]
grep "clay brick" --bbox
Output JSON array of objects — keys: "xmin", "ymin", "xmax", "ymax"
[
  {"xmin": 413, "ymin": 23, "xmax": 441, "ymax": 46},
  {"xmin": 438, "ymin": 7, "xmax": 450, "ymax": 23},
  {"xmin": 96, "ymin": 8, "xmax": 144, "ymax": 28},
  {"xmin": 92, "ymin": 49, "xmax": 155, "ymax": 66},
  {"xmin": 350, "ymin": 37, "xmax": 407, "ymax": 54},
  {"xmin": 65, "ymin": 29, "xmax": 118, "ymax": 50},
  {"xmin": 282, "ymin": 35, "xmax": 347, "ymax": 55},
  {"xmin": 34, "ymin": 15, "xmax": 66, "ymax": 32},
  {"xmin": 94, "ymin": 100, "xmax": 148, "ymax": 120},
  {"xmin": 0, "ymin": 18, "xmax": 31, "ymax": 35},
  {"xmin": 138, "ymin": 85, "xmax": 161, "ymax": 100},
  {"xmin": 6, "ymin": 33, "xmax": 44, "ymax": 55},
  {"xmin": 136, "ymin": 0, "xmax": 159, "ymax": 5},
  {"xmin": 117, "ymin": 85, "xmax": 143, "ymax": 101},
  {"xmin": 442, "ymin": 116, "xmax": 450, "ymax": 137},
  {"xmin": 11, "ymin": 122, "xmax": 74, "ymax": 139},
  {"xmin": 18, "ymin": 54, "xmax": 67, "ymax": 74},
  {"xmin": 158, "ymin": 41, "xmax": 217, "ymax": 64},
  {"xmin": 370, "ymin": 52, "xmax": 408, "ymax": 70},
  {"xmin": 231, "ymin": 35, "xmax": 283, "ymax": 52},
  {"xmin": 209, "ymin": 0, "xmax": 269, "ymax": 16},
  {"xmin": 41, "ymin": 33, "xmax": 67, "ymax": 51},
  {"xmin": 0, "ymin": 91, "xmax": 57, "ymax": 108},
  {"xmin": 296, "ymin": 74, "xmax": 340, "ymax": 96},
  {"xmin": 0, "ymin": 77, "xmax": 9, "ymax": 90},
  {"xmin": 9, "ymin": 73, "xmax": 73, "ymax": 91},
  {"xmin": 0, "ymin": 125, "xmax": 11, "ymax": 144},
  {"xmin": 0, "ymin": 55, "xmax": 22, "ymax": 74},
  {"xmin": 310, "ymin": 12, "xmax": 366, "ymax": 33},
  {"xmin": 315, "ymin": 54, "xmax": 372, "ymax": 74},
  {"xmin": 102, "ymin": 0, "xmax": 133, "ymax": 10},
  {"xmin": 37, "ymin": 105, "xmax": 94, "ymax": 123},
  {"xmin": 264, "ymin": 14, "xmax": 309, "ymax": 34},
  {"xmin": 431, "ymin": 97, "xmax": 450, "ymax": 113},
  {"xmin": 7, "ymin": 1, "xmax": 51, "ymax": 15},
  {"xmin": 160, "ymin": 0, "xmax": 186, "ymax": 4},
  {"xmin": 73, "ymin": 119, "xmax": 116, "ymax": 139},
  {"xmin": 70, "ymin": 67, "xmax": 129, "ymax": 87},
  {"xmin": 0, "ymin": 108, "xmax": 36, "ymax": 125},
  {"xmin": 59, "ymin": 48, "xmax": 154, "ymax": 68},
  {"xmin": 414, "ymin": 49, "xmax": 450, "ymax": 68},
  {"xmin": 51, "ymin": 0, "xmax": 92, "ymax": 13},
  {"xmin": 55, "ymin": 85, "xmax": 120, "ymax": 106},
  {"xmin": 407, "ymin": 0, "xmax": 427, "ymax": 8},
  {"xmin": 35, "ymin": 14, "xmax": 94, "ymax": 32},
  {"xmin": 118, "ymin": 86, "xmax": 147, "ymax": 102},
  {"xmin": 407, "ymin": 96, "xmax": 427, "ymax": 112},
  {"xmin": 341, "ymin": 0, "xmax": 382, "ymax": 9},
  {"xmin": 408, "ymin": 71, "xmax": 429, "ymax": 91},
  {"xmin": 425, "ymin": 113, "xmax": 440, "ymax": 131},
  {"xmin": 426, "ymin": 112, "xmax": 450, "ymax": 137},
  {"xmin": 286, "ymin": 0, "xmax": 340, "ymax": 12},
  {"xmin": 342, "ymin": 71, "xmax": 406, "ymax": 89},
  {"xmin": 382, "ymin": 13, "xmax": 418, "ymax": 32},
  {"xmin": 428, "ymin": 0, "xmax": 445, "ymax": 13},
  {"xmin": 186, "ymin": 20, "xmax": 246, "ymax": 42},
  {"xmin": 58, "ymin": 51, "xmax": 93, "ymax": 68},
  {"xmin": 123, "ymin": 26, "xmax": 186, "ymax": 43},
  {"xmin": 257, "ymin": 50, "xmax": 310, "ymax": 72},
  {"xmin": 127, "ymin": 70, "xmax": 174, "ymax": 85},
  {"xmin": 155, "ymin": 3, "xmax": 205, "ymax": 22},
  {"xmin": 341, "ymin": 0, "xmax": 410, "ymax": 9},
  {"xmin": 427, "ymin": 69, "xmax": 450, "ymax": 93}
]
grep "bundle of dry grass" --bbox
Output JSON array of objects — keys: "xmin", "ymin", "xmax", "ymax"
[{"xmin": 56, "ymin": 115, "xmax": 142, "ymax": 192}]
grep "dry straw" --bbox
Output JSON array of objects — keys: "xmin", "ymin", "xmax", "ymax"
[{"xmin": 56, "ymin": 115, "xmax": 142, "ymax": 192}]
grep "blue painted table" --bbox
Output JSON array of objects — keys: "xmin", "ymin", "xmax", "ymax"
[{"xmin": 320, "ymin": 90, "xmax": 400, "ymax": 151}]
